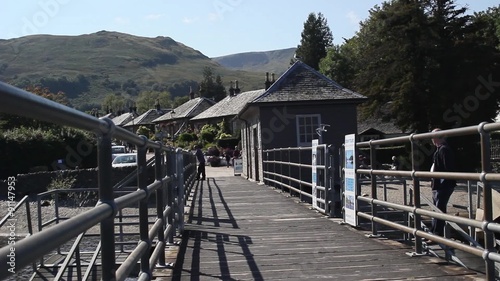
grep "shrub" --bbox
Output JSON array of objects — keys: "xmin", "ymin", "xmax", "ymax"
[
  {"xmin": 200, "ymin": 131, "xmax": 215, "ymax": 143},
  {"xmin": 178, "ymin": 133, "xmax": 195, "ymax": 143}
]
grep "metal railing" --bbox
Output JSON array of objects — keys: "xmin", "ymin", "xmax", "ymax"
[
  {"xmin": 262, "ymin": 144, "xmax": 341, "ymax": 217},
  {"xmin": 0, "ymin": 81, "xmax": 196, "ymax": 281},
  {"xmin": 354, "ymin": 123, "xmax": 500, "ymax": 280}
]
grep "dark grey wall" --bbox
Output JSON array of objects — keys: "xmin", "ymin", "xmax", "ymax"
[{"xmin": 259, "ymin": 103, "xmax": 358, "ymax": 150}]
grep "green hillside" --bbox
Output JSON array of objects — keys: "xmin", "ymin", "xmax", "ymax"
[
  {"xmin": 212, "ymin": 48, "xmax": 296, "ymax": 75},
  {"xmin": 0, "ymin": 31, "xmax": 266, "ymax": 110}
]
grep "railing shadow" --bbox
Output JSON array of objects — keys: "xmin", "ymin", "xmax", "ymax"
[{"xmin": 172, "ymin": 178, "xmax": 263, "ymax": 281}]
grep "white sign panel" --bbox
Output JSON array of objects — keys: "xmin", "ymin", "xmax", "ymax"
[
  {"xmin": 233, "ymin": 158, "xmax": 243, "ymax": 175},
  {"xmin": 344, "ymin": 134, "xmax": 357, "ymax": 226},
  {"xmin": 311, "ymin": 139, "xmax": 318, "ymax": 209}
]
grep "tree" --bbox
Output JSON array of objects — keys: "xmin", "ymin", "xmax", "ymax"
[
  {"xmin": 319, "ymin": 42, "xmax": 357, "ymax": 88},
  {"xmin": 101, "ymin": 93, "xmax": 126, "ymax": 114},
  {"xmin": 0, "ymin": 86, "xmax": 71, "ymax": 130},
  {"xmin": 172, "ymin": 96, "xmax": 189, "ymax": 108},
  {"xmin": 295, "ymin": 12, "xmax": 333, "ymax": 70},
  {"xmin": 472, "ymin": 6, "xmax": 500, "ymax": 50},
  {"xmin": 199, "ymin": 67, "xmax": 226, "ymax": 102},
  {"xmin": 346, "ymin": 0, "xmax": 500, "ymax": 133},
  {"xmin": 135, "ymin": 91, "xmax": 172, "ymax": 112}
]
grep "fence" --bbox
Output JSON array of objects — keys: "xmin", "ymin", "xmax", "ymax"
[
  {"xmin": 354, "ymin": 123, "xmax": 500, "ymax": 280},
  {"xmin": 262, "ymin": 144, "xmax": 342, "ymax": 217},
  {"xmin": 0, "ymin": 81, "xmax": 197, "ymax": 281}
]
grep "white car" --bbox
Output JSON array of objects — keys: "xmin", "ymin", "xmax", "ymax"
[{"xmin": 112, "ymin": 153, "xmax": 137, "ymax": 167}]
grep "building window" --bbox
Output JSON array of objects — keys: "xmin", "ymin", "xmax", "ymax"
[{"xmin": 296, "ymin": 114, "xmax": 321, "ymax": 146}]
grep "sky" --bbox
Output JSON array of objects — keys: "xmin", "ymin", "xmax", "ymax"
[{"xmin": 0, "ymin": 0, "xmax": 498, "ymax": 58}]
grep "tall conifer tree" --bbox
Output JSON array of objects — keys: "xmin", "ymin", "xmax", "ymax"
[{"xmin": 296, "ymin": 12, "xmax": 333, "ymax": 70}]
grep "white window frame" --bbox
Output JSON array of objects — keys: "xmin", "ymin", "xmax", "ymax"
[{"xmin": 296, "ymin": 114, "xmax": 321, "ymax": 147}]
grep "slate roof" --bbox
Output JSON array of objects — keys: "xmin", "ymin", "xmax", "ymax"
[
  {"xmin": 191, "ymin": 89, "xmax": 266, "ymax": 121},
  {"xmin": 111, "ymin": 112, "xmax": 139, "ymax": 126},
  {"xmin": 251, "ymin": 61, "xmax": 367, "ymax": 103},
  {"xmin": 153, "ymin": 97, "xmax": 216, "ymax": 122},
  {"xmin": 123, "ymin": 109, "xmax": 169, "ymax": 127},
  {"xmin": 102, "ymin": 112, "xmax": 114, "ymax": 119},
  {"xmin": 357, "ymin": 117, "xmax": 403, "ymax": 135}
]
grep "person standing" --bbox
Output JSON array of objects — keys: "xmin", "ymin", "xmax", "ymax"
[
  {"xmin": 391, "ymin": 156, "xmax": 400, "ymax": 170},
  {"xmin": 430, "ymin": 128, "xmax": 456, "ymax": 236},
  {"xmin": 224, "ymin": 147, "xmax": 232, "ymax": 168},
  {"xmin": 195, "ymin": 145, "xmax": 206, "ymax": 181},
  {"xmin": 232, "ymin": 146, "xmax": 240, "ymax": 166}
]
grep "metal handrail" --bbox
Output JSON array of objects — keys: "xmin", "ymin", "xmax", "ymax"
[
  {"xmin": 0, "ymin": 81, "xmax": 197, "ymax": 280},
  {"xmin": 262, "ymin": 144, "xmax": 331, "ymax": 214},
  {"xmin": 353, "ymin": 122, "xmax": 500, "ymax": 280},
  {"xmin": 0, "ymin": 195, "xmax": 32, "ymax": 235}
]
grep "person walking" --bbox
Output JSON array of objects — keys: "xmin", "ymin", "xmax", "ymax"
[
  {"xmin": 224, "ymin": 147, "xmax": 232, "ymax": 168},
  {"xmin": 195, "ymin": 145, "xmax": 206, "ymax": 181},
  {"xmin": 430, "ymin": 128, "xmax": 456, "ymax": 237}
]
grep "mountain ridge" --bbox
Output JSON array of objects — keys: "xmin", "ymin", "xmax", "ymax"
[
  {"xmin": 212, "ymin": 47, "xmax": 295, "ymax": 75},
  {"xmin": 0, "ymin": 31, "xmax": 293, "ymax": 111}
]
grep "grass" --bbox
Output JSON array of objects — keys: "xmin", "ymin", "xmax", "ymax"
[{"xmin": 0, "ymin": 31, "xmax": 270, "ymax": 110}]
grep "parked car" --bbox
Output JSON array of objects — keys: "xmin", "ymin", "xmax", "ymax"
[
  {"xmin": 112, "ymin": 145, "xmax": 126, "ymax": 154},
  {"xmin": 111, "ymin": 145, "xmax": 127, "ymax": 160},
  {"xmin": 112, "ymin": 153, "xmax": 137, "ymax": 168}
]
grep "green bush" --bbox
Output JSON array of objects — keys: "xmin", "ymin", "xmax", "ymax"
[
  {"xmin": 136, "ymin": 126, "xmax": 152, "ymax": 137},
  {"xmin": 178, "ymin": 132, "xmax": 196, "ymax": 142},
  {"xmin": 0, "ymin": 126, "xmax": 97, "ymax": 178},
  {"xmin": 200, "ymin": 131, "xmax": 215, "ymax": 143}
]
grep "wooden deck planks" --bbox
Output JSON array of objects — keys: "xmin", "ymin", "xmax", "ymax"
[{"xmin": 171, "ymin": 176, "xmax": 482, "ymax": 281}]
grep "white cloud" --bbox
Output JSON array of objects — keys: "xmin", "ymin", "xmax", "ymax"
[
  {"xmin": 346, "ymin": 11, "xmax": 360, "ymax": 25},
  {"xmin": 183, "ymin": 17, "xmax": 198, "ymax": 24},
  {"xmin": 114, "ymin": 17, "xmax": 130, "ymax": 25},
  {"xmin": 208, "ymin": 13, "xmax": 220, "ymax": 22},
  {"xmin": 145, "ymin": 14, "xmax": 163, "ymax": 21}
]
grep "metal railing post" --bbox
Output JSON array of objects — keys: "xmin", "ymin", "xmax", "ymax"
[
  {"xmin": 369, "ymin": 140, "xmax": 378, "ymax": 236},
  {"xmin": 166, "ymin": 149, "xmax": 175, "ymax": 242},
  {"xmin": 155, "ymin": 144, "xmax": 166, "ymax": 266},
  {"xmin": 325, "ymin": 145, "xmax": 332, "ymax": 216},
  {"xmin": 176, "ymin": 148, "xmax": 185, "ymax": 234},
  {"xmin": 137, "ymin": 137, "xmax": 152, "ymax": 279},
  {"xmin": 479, "ymin": 123, "xmax": 495, "ymax": 280},
  {"xmin": 97, "ymin": 118, "xmax": 116, "ymax": 281},
  {"xmin": 411, "ymin": 134, "xmax": 423, "ymax": 254},
  {"xmin": 299, "ymin": 147, "xmax": 302, "ymax": 201}
]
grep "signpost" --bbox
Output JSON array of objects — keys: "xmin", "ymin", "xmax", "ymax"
[
  {"xmin": 233, "ymin": 158, "xmax": 243, "ymax": 175},
  {"xmin": 344, "ymin": 134, "xmax": 357, "ymax": 226}
]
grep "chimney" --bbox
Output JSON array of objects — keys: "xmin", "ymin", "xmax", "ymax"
[
  {"xmin": 265, "ymin": 72, "xmax": 272, "ymax": 90},
  {"xmin": 271, "ymin": 73, "xmax": 275, "ymax": 83},
  {"xmin": 189, "ymin": 86, "xmax": 195, "ymax": 100},
  {"xmin": 234, "ymin": 80, "xmax": 240, "ymax": 95},
  {"xmin": 129, "ymin": 106, "xmax": 133, "ymax": 113},
  {"xmin": 155, "ymin": 99, "xmax": 161, "ymax": 111},
  {"xmin": 228, "ymin": 81, "xmax": 235, "ymax": 96}
]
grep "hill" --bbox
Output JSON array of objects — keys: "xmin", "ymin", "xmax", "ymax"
[
  {"xmin": 212, "ymin": 48, "xmax": 296, "ymax": 75},
  {"xmin": 0, "ymin": 31, "xmax": 266, "ymax": 111}
]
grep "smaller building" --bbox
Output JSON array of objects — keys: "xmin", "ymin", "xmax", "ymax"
[
  {"xmin": 153, "ymin": 90, "xmax": 216, "ymax": 139},
  {"xmin": 111, "ymin": 107, "xmax": 139, "ymax": 128},
  {"xmin": 237, "ymin": 61, "xmax": 367, "ymax": 182},
  {"xmin": 190, "ymin": 81, "xmax": 265, "ymax": 135},
  {"xmin": 357, "ymin": 117, "xmax": 405, "ymax": 142},
  {"xmin": 123, "ymin": 103, "xmax": 170, "ymax": 137}
]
